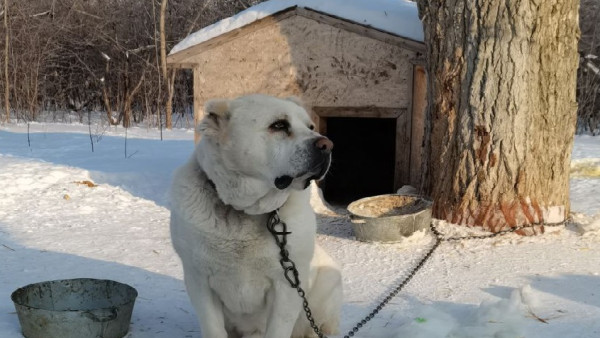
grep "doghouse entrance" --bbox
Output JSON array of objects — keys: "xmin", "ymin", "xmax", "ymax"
[{"xmin": 322, "ymin": 117, "xmax": 397, "ymax": 205}]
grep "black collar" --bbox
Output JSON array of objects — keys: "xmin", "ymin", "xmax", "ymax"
[
  {"xmin": 206, "ymin": 178, "xmax": 217, "ymax": 192},
  {"xmin": 205, "ymin": 176, "xmax": 280, "ymax": 216}
]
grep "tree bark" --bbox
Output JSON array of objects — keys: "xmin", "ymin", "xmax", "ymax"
[
  {"xmin": 100, "ymin": 53, "xmax": 119, "ymax": 125},
  {"xmin": 160, "ymin": 0, "xmax": 173, "ymax": 129},
  {"xmin": 166, "ymin": 70, "xmax": 175, "ymax": 128},
  {"xmin": 417, "ymin": 0, "xmax": 580, "ymax": 232},
  {"xmin": 123, "ymin": 71, "xmax": 145, "ymax": 128},
  {"xmin": 4, "ymin": 0, "xmax": 10, "ymax": 123}
]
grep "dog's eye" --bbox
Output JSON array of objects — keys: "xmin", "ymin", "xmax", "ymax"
[
  {"xmin": 269, "ymin": 120, "xmax": 290, "ymax": 132},
  {"xmin": 309, "ymin": 125, "xmax": 315, "ymax": 130}
]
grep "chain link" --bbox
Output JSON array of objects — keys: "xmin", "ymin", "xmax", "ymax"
[
  {"xmin": 342, "ymin": 223, "xmax": 442, "ymax": 338},
  {"xmin": 267, "ymin": 210, "xmax": 567, "ymax": 338},
  {"xmin": 267, "ymin": 211, "xmax": 326, "ymax": 338}
]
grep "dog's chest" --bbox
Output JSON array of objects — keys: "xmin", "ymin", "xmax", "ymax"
[
  {"xmin": 197, "ymin": 208, "xmax": 311, "ymax": 269},
  {"xmin": 208, "ymin": 263, "xmax": 271, "ymax": 314},
  {"xmin": 201, "ymin": 211, "xmax": 312, "ymax": 315},
  {"xmin": 171, "ymin": 174, "xmax": 316, "ymax": 315}
]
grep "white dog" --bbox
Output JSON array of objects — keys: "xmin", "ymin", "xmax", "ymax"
[{"xmin": 170, "ymin": 94, "xmax": 342, "ymax": 338}]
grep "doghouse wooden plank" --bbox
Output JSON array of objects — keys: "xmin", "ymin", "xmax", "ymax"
[
  {"xmin": 410, "ymin": 65, "xmax": 427, "ymax": 189},
  {"xmin": 394, "ymin": 109, "xmax": 412, "ymax": 190},
  {"xmin": 314, "ymin": 107, "xmax": 404, "ymax": 119}
]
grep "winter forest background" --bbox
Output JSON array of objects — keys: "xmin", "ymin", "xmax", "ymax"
[
  {"xmin": 0, "ymin": 0, "xmax": 599, "ymax": 134},
  {"xmin": 0, "ymin": 0, "xmax": 262, "ymax": 128}
]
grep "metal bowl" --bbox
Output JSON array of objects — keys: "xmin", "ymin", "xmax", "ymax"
[
  {"xmin": 347, "ymin": 194, "xmax": 432, "ymax": 243},
  {"xmin": 11, "ymin": 278, "xmax": 138, "ymax": 338}
]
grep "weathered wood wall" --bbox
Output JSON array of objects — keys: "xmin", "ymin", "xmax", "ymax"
[
  {"xmin": 279, "ymin": 14, "xmax": 417, "ymax": 108},
  {"xmin": 187, "ymin": 14, "xmax": 418, "ymax": 119}
]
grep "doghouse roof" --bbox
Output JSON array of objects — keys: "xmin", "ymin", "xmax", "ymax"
[{"xmin": 168, "ymin": 0, "xmax": 424, "ymax": 63}]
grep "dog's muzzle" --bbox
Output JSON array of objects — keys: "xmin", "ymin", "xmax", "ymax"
[{"xmin": 275, "ymin": 136, "xmax": 333, "ymax": 190}]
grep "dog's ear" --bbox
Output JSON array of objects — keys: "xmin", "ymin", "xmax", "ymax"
[
  {"xmin": 197, "ymin": 99, "xmax": 230, "ymax": 136},
  {"xmin": 285, "ymin": 96, "xmax": 304, "ymax": 108}
]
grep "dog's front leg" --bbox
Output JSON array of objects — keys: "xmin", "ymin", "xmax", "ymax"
[
  {"xmin": 184, "ymin": 270, "xmax": 228, "ymax": 338},
  {"xmin": 265, "ymin": 281, "xmax": 303, "ymax": 338}
]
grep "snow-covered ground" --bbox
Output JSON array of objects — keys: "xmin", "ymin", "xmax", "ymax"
[{"xmin": 0, "ymin": 122, "xmax": 599, "ymax": 338}]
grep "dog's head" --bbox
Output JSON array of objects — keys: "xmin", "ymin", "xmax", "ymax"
[{"xmin": 195, "ymin": 94, "xmax": 332, "ymax": 214}]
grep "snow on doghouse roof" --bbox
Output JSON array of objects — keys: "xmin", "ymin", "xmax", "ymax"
[{"xmin": 169, "ymin": 0, "xmax": 424, "ymax": 55}]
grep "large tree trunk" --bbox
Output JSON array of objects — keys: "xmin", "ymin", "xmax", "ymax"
[{"xmin": 417, "ymin": 0, "xmax": 580, "ymax": 232}]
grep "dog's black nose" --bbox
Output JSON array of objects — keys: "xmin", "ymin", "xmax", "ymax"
[{"xmin": 314, "ymin": 137, "xmax": 333, "ymax": 154}]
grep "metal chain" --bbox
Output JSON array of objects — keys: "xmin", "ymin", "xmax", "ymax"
[
  {"xmin": 267, "ymin": 211, "xmax": 326, "ymax": 338},
  {"xmin": 342, "ymin": 222, "xmax": 442, "ymax": 338},
  {"xmin": 436, "ymin": 220, "xmax": 566, "ymax": 242},
  {"xmin": 267, "ymin": 210, "xmax": 567, "ymax": 338},
  {"xmin": 341, "ymin": 219, "xmax": 566, "ymax": 337}
]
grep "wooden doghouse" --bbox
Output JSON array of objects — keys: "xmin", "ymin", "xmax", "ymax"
[{"xmin": 168, "ymin": 1, "xmax": 426, "ymax": 204}]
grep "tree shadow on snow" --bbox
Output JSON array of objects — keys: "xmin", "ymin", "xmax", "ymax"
[
  {"xmin": 0, "ymin": 130, "xmax": 194, "ymax": 207},
  {"xmin": 484, "ymin": 274, "xmax": 600, "ymax": 309},
  {"xmin": 0, "ymin": 227, "xmax": 199, "ymax": 338},
  {"xmin": 380, "ymin": 290, "xmax": 600, "ymax": 338}
]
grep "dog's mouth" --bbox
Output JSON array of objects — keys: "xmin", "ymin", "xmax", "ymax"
[{"xmin": 274, "ymin": 157, "xmax": 331, "ymax": 190}]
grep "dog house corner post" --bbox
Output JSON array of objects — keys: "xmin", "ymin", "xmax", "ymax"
[
  {"xmin": 394, "ymin": 108, "xmax": 412, "ymax": 192},
  {"xmin": 410, "ymin": 65, "xmax": 427, "ymax": 189}
]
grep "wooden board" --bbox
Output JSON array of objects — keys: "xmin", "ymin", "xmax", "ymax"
[{"xmin": 410, "ymin": 65, "xmax": 427, "ymax": 189}]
